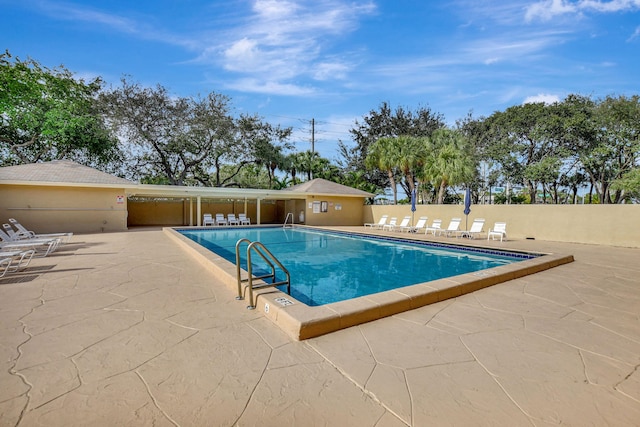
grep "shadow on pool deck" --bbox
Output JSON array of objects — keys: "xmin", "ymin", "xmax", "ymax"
[{"xmin": 1, "ymin": 227, "xmax": 639, "ymax": 426}]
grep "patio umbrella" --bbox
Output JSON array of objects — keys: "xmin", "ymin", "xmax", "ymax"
[
  {"xmin": 463, "ymin": 187, "xmax": 471, "ymax": 230},
  {"xmin": 411, "ymin": 187, "xmax": 417, "ymax": 227}
]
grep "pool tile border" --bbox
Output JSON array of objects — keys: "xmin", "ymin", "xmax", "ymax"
[{"xmin": 164, "ymin": 226, "xmax": 574, "ymax": 341}]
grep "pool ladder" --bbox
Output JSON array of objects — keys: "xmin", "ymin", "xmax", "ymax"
[
  {"xmin": 283, "ymin": 212, "xmax": 294, "ymax": 228},
  {"xmin": 235, "ymin": 238, "xmax": 291, "ymax": 310}
]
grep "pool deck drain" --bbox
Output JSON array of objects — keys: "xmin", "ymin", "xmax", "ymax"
[{"xmin": 164, "ymin": 227, "xmax": 574, "ymax": 340}]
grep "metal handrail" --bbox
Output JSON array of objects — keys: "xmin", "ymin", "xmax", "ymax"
[
  {"xmin": 246, "ymin": 241, "xmax": 290, "ymax": 309},
  {"xmin": 235, "ymin": 238, "xmax": 252, "ymax": 299},
  {"xmin": 283, "ymin": 212, "xmax": 293, "ymax": 228},
  {"xmin": 235, "ymin": 238, "xmax": 291, "ymax": 309}
]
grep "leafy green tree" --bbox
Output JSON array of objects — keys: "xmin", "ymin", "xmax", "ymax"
[
  {"xmin": 237, "ymin": 114, "xmax": 292, "ymax": 189},
  {"xmin": 421, "ymin": 129, "xmax": 475, "ymax": 204},
  {"xmin": 99, "ymin": 79, "xmax": 292, "ymax": 187},
  {"xmin": 294, "ymin": 150, "xmax": 320, "ymax": 181},
  {"xmin": 338, "ymin": 170, "xmax": 380, "ymax": 203},
  {"xmin": 611, "ymin": 168, "xmax": 640, "ymax": 203},
  {"xmin": 393, "ymin": 135, "xmax": 427, "ymax": 196},
  {"xmin": 365, "ymin": 137, "xmax": 401, "ymax": 203},
  {"xmin": 218, "ymin": 163, "xmax": 271, "ymax": 189},
  {"xmin": 0, "ymin": 51, "xmax": 119, "ymax": 166},
  {"xmin": 478, "ymin": 101, "xmax": 583, "ymax": 203},
  {"xmin": 100, "ymin": 79, "xmax": 235, "ymax": 185},
  {"xmin": 344, "ymin": 102, "xmax": 445, "ymax": 195},
  {"xmin": 310, "ymin": 156, "xmax": 342, "ymax": 181},
  {"xmin": 591, "ymin": 95, "xmax": 639, "ymax": 203}
]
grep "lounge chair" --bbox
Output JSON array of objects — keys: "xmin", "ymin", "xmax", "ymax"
[
  {"xmin": 203, "ymin": 213, "xmax": 214, "ymax": 226},
  {"xmin": 488, "ymin": 222, "xmax": 508, "ymax": 241},
  {"xmin": 0, "ymin": 228, "xmax": 60, "ymax": 257},
  {"xmin": 441, "ymin": 218, "xmax": 462, "ymax": 237},
  {"xmin": 425, "ymin": 219, "xmax": 442, "ymax": 236},
  {"xmin": 0, "ymin": 257, "xmax": 11, "ymax": 278},
  {"xmin": 457, "ymin": 218, "xmax": 485, "ymax": 239},
  {"xmin": 0, "ymin": 249, "xmax": 35, "ymax": 277},
  {"xmin": 215, "ymin": 213, "xmax": 228, "ymax": 226},
  {"xmin": 364, "ymin": 215, "xmax": 388, "ymax": 228},
  {"xmin": 381, "ymin": 217, "xmax": 398, "ymax": 231},
  {"xmin": 8, "ymin": 218, "xmax": 72, "ymax": 243},
  {"xmin": 238, "ymin": 213, "xmax": 251, "ymax": 225},
  {"xmin": 228, "ymin": 213, "xmax": 240, "ymax": 226},
  {"xmin": 388, "ymin": 216, "xmax": 411, "ymax": 232},
  {"xmin": 402, "ymin": 216, "xmax": 428, "ymax": 233}
]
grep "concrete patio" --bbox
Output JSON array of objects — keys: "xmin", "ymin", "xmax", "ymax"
[{"xmin": 1, "ymin": 227, "xmax": 639, "ymax": 426}]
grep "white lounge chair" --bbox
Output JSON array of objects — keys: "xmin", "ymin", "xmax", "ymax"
[
  {"xmin": 441, "ymin": 218, "xmax": 462, "ymax": 237},
  {"xmin": 215, "ymin": 214, "xmax": 227, "ymax": 226},
  {"xmin": 0, "ymin": 249, "xmax": 35, "ymax": 277},
  {"xmin": 203, "ymin": 213, "xmax": 214, "ymax": 226},
  {"xmin": 0, "ymin": 228, "xmax": 60, "ymax": 257},
  {"xmin": 388, "ymin": 216, "xmax": 411, "ymax": 232},
  {"xmin": 488, "ymin": 222, "xmax": 508, "ymax": 241},
  {"xmin": 238, "ymin": 213, "xmax": 251, "ymax": 225},
  {"xmin": 0, "ymin": 257, "xmax": 11, "ymax": 278},
  {"xmin": 7, "ymin": 218, "xmax": 72, "ymax": 243},
  {"xmin": 228, "ymin": 213, "xmax": 240, "ymax": 226},
  {"xmin": 381, "ymin": 217, "xmax": 398, "ymax": 231},
  {"xmin": 425, "ymin": 219, "xmax": 442, "ymax": 236},
  {"xmin": 402, "ymin": 216, "xmax": 428, "ymax": 233},
  {"xmin": 364, "ymin": 215, "xmax": 388, "ymax": 228},
  {"xmin": 457, "ymin": 218, "xmax": 485, "ymax": 239}
]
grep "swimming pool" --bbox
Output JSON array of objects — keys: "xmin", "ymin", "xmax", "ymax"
[{"xmin": 179, "ymin": 227, "xmax": 536, "ymax": 306}]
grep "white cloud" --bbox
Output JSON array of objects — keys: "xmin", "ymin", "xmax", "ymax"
[
  {"xmin": 223, "ymin": 38, "xmax": 261, "ymax": 71},
  {"xmin": 35, "ymin": 1, "xmax": 198, "ymax": 49},
  {"xmin": 224, "ymin": 78, "xmax": 316, "ymax": 96},
  {"xmin": 523, "ymin": 93, "xmax": 561, "ymax": 104},
  {"xmin": 312, "ymin": 61, "xmax": 351, "ymax": 81},
  {"xmin": 628, "ymin": 26, "xmax": 640, "ymax": 41},
  {"xmin": 213, "ymin": 0, "xmax": 376, "ymax": 95},
  {"xmin": 526, "ymin": 0, "xmax": 640, "ymax": 22}
]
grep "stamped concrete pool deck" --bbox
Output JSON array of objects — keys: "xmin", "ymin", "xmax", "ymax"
[{"xmin": 1, "ymin": 227, "xmax": 639, "ymax": 426}]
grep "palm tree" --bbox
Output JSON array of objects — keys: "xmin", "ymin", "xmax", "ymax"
[
  {"xmin": 366, "ymin": 137, "xmax": 399, "ymax": 204},
  {"xmin": 394, "ymin": 135, "xmax": 427, "ymax": 195},
  {"xmin": 295, "ymin": 150, "xmax": 321, "ymax": 181},
  {"xmin": 421, "ymin": 129, "xmax": 475, "ymax": 204}
]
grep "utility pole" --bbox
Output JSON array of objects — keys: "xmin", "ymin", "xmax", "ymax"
[
  {"xmin": 310, "ymin": 118, "xmax": 315, "ymax": 180},
  {"xmin": 311, "ymin": 118, "xmax": 315, "ymax": 155}
]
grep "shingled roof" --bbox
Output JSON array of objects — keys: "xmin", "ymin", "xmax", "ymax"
[
  {"xmin": 0, "ymin": 160, "xmax": 134, "ymax": 186},
  {"xmin": 282, "ymin": 178, "xmax": 374, "ymax": 197}
]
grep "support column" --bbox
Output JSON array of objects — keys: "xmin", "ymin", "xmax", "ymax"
[
  {"xmin": 189, "ymin": 198, "xmax": 193, "ymax": 226},
  {"xmin": 257, "ymin": 198, "xmax": 261, "ymax": 225},
  {"xmin": 197, "ymin": 196, "xmax": 202, "ymax": 226}
]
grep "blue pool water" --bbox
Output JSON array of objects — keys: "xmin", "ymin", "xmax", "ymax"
[{"xmin": 179, "ymin": 227, "xmax": 534, "ymax": 306}]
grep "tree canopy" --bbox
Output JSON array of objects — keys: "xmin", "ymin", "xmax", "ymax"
[
  {"xmin": 0, "ymin": 51, "xmax": 119, "ymax": 167},
  {"xmin": 98, "ymin": 78, "xmax": 292, "ymax": 186}
]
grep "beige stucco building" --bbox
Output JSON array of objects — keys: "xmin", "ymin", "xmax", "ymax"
[{"xmin": 0, "ymin": 160, "xmax": 373, "ymax": 234}]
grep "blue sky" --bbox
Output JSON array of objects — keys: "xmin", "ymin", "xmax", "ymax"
[{"xmin": 3, "ymin": 0, "xmax": 640, "ymax": 160}]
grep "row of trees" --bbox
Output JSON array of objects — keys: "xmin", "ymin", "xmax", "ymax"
[
  {"xmin": 2, "ymin": 51, "xmax": 639, "ymax": 203},
  {"xmin": 469, "ymin": 95, "xmax": 640, "ymax": 204},
  {"xmin": 341, "ymin": 97, "xmax": 640, "ymax": 204}
]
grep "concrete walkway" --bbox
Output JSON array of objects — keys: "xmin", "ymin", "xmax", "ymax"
[{"xmin": 1, "ymin": 228, "xmax": 639, "ymax": 426}]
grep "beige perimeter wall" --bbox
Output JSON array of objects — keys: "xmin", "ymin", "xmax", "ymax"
[
  {"xmin": 364, "ymin": 204, "xmax": 640, "ymax": 248},
  {"xmin": 1, "ymin": 184, "xmax": 128, "ymax": 233}
]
